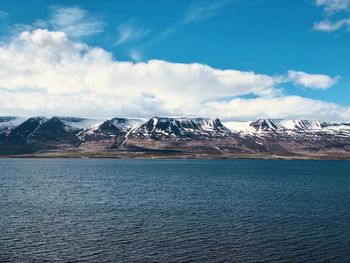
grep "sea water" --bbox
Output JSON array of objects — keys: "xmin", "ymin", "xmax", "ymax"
[{"xmin": 1, "ymin": 159, "xmax": 350, "ymax": 262}]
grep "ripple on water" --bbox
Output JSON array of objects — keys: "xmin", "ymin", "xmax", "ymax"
[{"xmin": 1, "ymin": 159, "xmax": 350, "ymax": 262}]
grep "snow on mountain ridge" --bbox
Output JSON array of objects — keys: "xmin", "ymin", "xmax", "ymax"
[
  {"xmin": 223, "ymin": 121, "xmax": 255, "ymax": 133},
  {"xmin": 133, "ymin": 117, "xmax": 231, "ymax": 137},
  {"xmin": 110, "ymin": 118, "xmax": 144, "ymax": 132},
  {"xmin": 2, "ymin": 116, "xmax": 350, "ymax": 137},
  {"xmin": 79, "ymin": 118, "xmax": 145, "ymax": 141},
  {"xmin": 223, "ymin": 119, "xmax": 350, "ymax": 134},
  {"xmin": 0, "ymin": 116, "xmax": 26, "ymax": 134},
  {"xmin": 54, "ymin": 117, "xmax": 104, "ymax": 132},
  {"xmin": 250, "ymin": 119, "xmax": 330, "ymax": 132}
]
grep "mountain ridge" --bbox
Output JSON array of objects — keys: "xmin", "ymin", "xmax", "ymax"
[{"xmin": 1, "ymin": 116, "xmax": 350, "ymax": 159}]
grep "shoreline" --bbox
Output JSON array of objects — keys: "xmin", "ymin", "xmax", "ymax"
[{"xmin": 1, "ymin": 152, "xmax": 350, "ymax": 160}]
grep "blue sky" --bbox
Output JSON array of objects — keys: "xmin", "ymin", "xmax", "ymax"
[{"xmin": 0, "ymin": 0, "xmax": 349, "ymax": 121}]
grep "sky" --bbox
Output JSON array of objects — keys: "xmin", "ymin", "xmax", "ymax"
[{"xmin": 0, "ymin": 0, "xmax": 350, "ymax": 121}]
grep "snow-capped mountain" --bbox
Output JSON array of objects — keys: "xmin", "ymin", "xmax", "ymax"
[
  {"xmin": 0, "ymin": 116, "xmax": 105, "ymax": 153},
  {"xmin": 131, "ymin": 117, "xmax": 231, "ymax": 138},
  {"xmin": 7, "ymin": 117, "xmax": 48, "ymax": 139},
  {"xmin": 81, "ymin": 118, "xmax": 143, "ymax": 140},
  {"xmin": 224, "ymin": 119, "xmax": 350, "ymax": 135},
  {"xmin": 221, "ymin": 118, "xmax": 350, "ymax": 158},
  {"xmin": 1, "ymin": 116, "xmax": 103, "ymax": 138},
  {"xmin": 78, "ymin": 118, "xmax": 144, "ymax": 150},
  {"xmin": 1, "ymin": 116, "xmax": 350, "ymax": 158},
  {"xmin": 25, "ymin": 117, "xmax": 103, "ymax": 141},
  {"xmin": 56, "ymin": 117, "xmax": 103, "ymax": 132},
  {"xmin": 250, "ymin": 119, "xmax": 335, "ymax": 132}
]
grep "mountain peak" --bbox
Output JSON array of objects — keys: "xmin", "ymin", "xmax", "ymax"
[
  {"xmin": 250, "ymin": 119, "xmax": 330, "ymax": 132},
  {"xmin": 132, "ymin": 117, "xmax": 231, "ymax": 138},
  {"xmin": 80, "ymin": 117, "xmax": 143, "ymax": 142}
]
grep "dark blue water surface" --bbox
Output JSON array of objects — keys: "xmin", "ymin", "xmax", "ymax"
[{"xmin": 1, "ymin": 159, "xmax": 350, "ymax": 262}]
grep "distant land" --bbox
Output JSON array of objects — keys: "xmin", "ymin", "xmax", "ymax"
[{"xmin": 1, "ymin": 116, "xmax": 350, "ymax": 159}]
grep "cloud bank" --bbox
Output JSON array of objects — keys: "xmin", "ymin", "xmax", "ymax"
[{"xmin": 0, "ymin": 29, "xmax": 347, "ymax": 121}]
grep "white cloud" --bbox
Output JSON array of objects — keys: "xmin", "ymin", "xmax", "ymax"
[
  {"xmin": 9, "ymin": 6, "xmax": 104, "ymax": 38},
  {"xmin": 313, "ymin": 1, "xmax": 350, "ymax": 33},
  {"xmin": 315, "ymin": 0, "xmax": 350, "ymax": 13},
  {"xmin": 287, "ymin": 70, "xmax": 338, "ymax": 89},
  {"xmin": 203, "ymin": 96, "xmax": 350, "ymax": 122},
  {"xmin": 0, "ymin": 29, "xmax": 348, "ymax": 121},
  {"xmin": 49, "ymin": 6, "xmax": 104, "ymax": 37},
  {"xmin": 313, "ymin": 18, "xmax": 350, "ymax": 31},
  {"xmin": 183, "ymin": 0, "xmax": 233, "ymax": 23},
  {"xmin": 0, "ymin": 30, "xmax": 280, "ymax": 101},
  {"xmin": 115, "ymin": 23, "xmax": 149, "ymax": 46}
]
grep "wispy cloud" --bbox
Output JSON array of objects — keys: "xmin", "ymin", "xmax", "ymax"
[
  {"xmin": 8, "ymin": 6, "xmax": 104, "ymax": 38},
  {"xmin": 0, "ymin": 10, "xmax": 8, "ymax": 19},
  {"xmin": 183, "ymin": 0, "xmax": 233, "ymax": 23},
  {"xmin": 314, "ymin": 18, "xmax": 350, "ymax": 31},
  {"xmin": 314, "ymin": 0, "xmax": 350, "ymax": 13},
  {"xmin": 134, "ymin": 0, "xmax": 234, "ymax": 60},
  {"xmin": 49, "ymin": 6, "xmax": 105, "ymax": 37},
  {"xmin": 313, "ymin": 0, "xmax": 350, "ymax": 32},
  {"xmin": 9, "ymin": 23, "xmax": 34, "ymax": 35},
  {"xmin": 129, "ymin": 48, "xmax": 143, "ymax": 61},
  {"xmin": 115, "ymin": 22, "xmax": 150, "ymax": 46}
]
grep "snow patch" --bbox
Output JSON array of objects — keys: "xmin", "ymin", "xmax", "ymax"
[
  {"xmin": 0, "ymin": 116, "xmax": 26, "ymax": 134},
  {"xmin": 56, "ymin": 117, "xmax": 104, "ymax": 131}
]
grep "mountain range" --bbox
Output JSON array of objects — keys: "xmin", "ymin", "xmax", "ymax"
[{"xmin": 1, "ymin": 116, "xmax": 350, "ymax": 159}]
